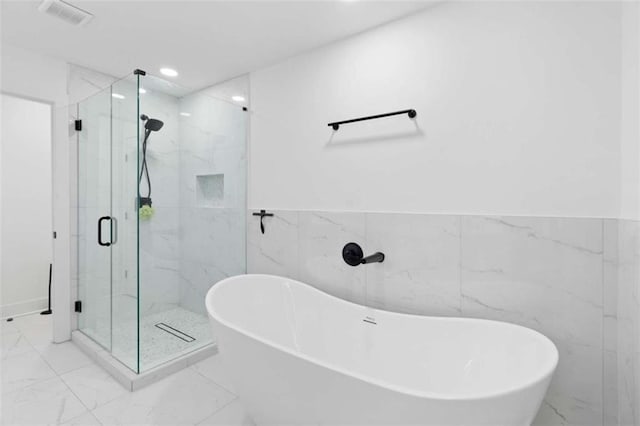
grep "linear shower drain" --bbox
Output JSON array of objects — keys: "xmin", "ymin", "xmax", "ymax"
[{"xmin": 154, "ymin": 323, "xmax": 196, "ymax": 343}]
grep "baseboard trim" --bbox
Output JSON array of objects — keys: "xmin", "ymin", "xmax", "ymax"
[{"xmin": 1, "ymin": 297, "xmax": 48, "ymax": 319}]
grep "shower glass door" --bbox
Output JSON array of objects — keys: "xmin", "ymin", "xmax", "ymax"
[
  {"xmin": 78, "ymin": 86, "xmax": 112, "ymax": 351},
  {"xmin": 77, "ymin": 74, "xmax": 140, "ymax": 373}
]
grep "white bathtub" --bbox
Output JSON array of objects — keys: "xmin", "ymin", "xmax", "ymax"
[{"xmin": 206, "ymin": 274, "xmax": 558, "ymax": 426}]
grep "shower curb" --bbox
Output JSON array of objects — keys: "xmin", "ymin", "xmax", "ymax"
[{"xmin": 71, "ymin": 330, "xmax": 218, "ymax": 391}]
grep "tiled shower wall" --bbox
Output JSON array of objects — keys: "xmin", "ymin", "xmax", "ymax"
[
  {"xmin": 177, "ymin": 90, "xmax": 247, "ymax": 315},
  {"xmin": 247, "ymin": 210, "xmax": 640, "ymax": 426},
  {"xmin": 137, "ymin": 89, "xmax": 182, "ymax": 317}
]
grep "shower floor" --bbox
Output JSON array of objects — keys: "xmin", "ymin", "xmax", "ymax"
[{"xmin": 81, "ymin": 307, "xmax": 213, "ymax": 372}]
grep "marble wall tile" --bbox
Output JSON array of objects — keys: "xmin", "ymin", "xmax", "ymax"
[
  {"xmin": 533, "ymin": 343, "xmax": 602, "ymax": 425},
  {"xmin": 460, "ymin": 216, "xmax": 604, "ymax": 426},
  {"xmin": 140, "ymin": 208, "xmax": 181, "ymax": 262},
  {"xmin": 603, "ymin": 219, "xmax": 619, "ymax": 426},
  {"xmin": 178, "ymin": 90, "xmax": 247, "ymax": 315},
  {"xmin": 616, "ymin": 220, "xmax": 640, "ymax": 425},
  {"xmin": 365, "ymin": 213, "xmax": 461, "ymax": 316},
  {"xmin": 297, "ymin": 211, "xmax": 367, "ymax": 304},
  {"xmin": 180, "ymin": 208, "xmax": 245, "ymax": 273},
  {"xmin": 178, "ymin": 93, "xmax": 246, "ymax": 211},
  {"xmin": 138, "ymin": 258, "xmax": 181, "ymax": 316},
  {"xmin": 460, "ymin": 216, "xmax": 603, "ymax": 344},
  {"xmin": 139, "ymin": 206, "xmax": 181, "ymax": 316},
  {"xmin": 179, "ymin": 260, "xmax": 230, "ymax": 317},
  {"xmin": 138, "ymin": 90, "xmax": 181, "ymax": 209},
  {"xmin": 178, "ymin": 206, "xmax": 246, "ymax": 313},
  {"xmin": 247, "ymin": 210, "xmax": 299, "ymax": 279}
]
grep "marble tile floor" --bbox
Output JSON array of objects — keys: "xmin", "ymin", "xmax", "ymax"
[{"xmin": 1, "ymin": 313, "xmax": 254, "ymax": 425}]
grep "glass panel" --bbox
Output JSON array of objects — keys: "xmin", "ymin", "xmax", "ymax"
[
  {"xmin": 110, "ymin": 75, "xmax": 140, "ymax": 373},
  {"xmin": 136, "ymin": 74, "xmax": 247, "ymax": 372},
  {"xmin": 77, "ymin": 72, "xmax": 247, "ymax": 374},
  {"xmin": 77, "ymin": 86, "xmax": 112, "ymax": 350}
]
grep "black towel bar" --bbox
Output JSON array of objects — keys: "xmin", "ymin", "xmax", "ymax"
[{"xmin": 328, "ymin": 109, "xmax": 417, "ymax": 131}]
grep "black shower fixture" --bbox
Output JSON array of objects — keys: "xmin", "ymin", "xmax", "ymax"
[
  {"xmin": 139, "ymin": 114, "xmax": 164, "ymax": 207},
  {"xmin": 141, "ymin": 114, "xmax": 164, "ymax": 132},
  {"xmin": 342, "ymin": 242, "xmax": 385, "ymax": 266}
]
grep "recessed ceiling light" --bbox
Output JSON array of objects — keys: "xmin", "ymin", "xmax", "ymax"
[
  {"xmin": 160, "ymin": 68, "xmax": 178, "ymax": 77},
  {"xmin": 179, "ymin": 112, "xmax": 191, "ymax": 117},
  {"xmin": 139, "ymin": 88, "xmax": 146, "ymax": 94},
  {"xmin": 231, "ymin": 95, "xmax": 245, "ymax": 102},
  {"xmin": 112, "ymin": 93, "xmax": 125, "ymax": 99}
]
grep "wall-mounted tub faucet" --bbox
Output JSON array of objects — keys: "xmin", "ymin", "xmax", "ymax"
[{"xmin": 342, "ymin": 242, "xmax": 385, "ymax": 266}]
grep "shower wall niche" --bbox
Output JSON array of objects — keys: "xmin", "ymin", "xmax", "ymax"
[{"xmin": 76, "ymin": 71, "xmax": 247, "ymax": 374}]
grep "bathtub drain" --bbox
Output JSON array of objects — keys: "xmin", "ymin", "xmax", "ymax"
[{"xmin": 155, "ymin": 322, "xmax": 196, "ymax": 342}]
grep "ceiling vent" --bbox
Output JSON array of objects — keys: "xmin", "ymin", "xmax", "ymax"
[{"xmin": 38, "ymin": 0, "xmax": 93, "ymax": 27}]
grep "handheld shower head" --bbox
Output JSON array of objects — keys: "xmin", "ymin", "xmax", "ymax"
[
  {"xmin": 138, "ymin": 114, "xmax": 164, "ymax": 208},
  {"xmin": 146, "ymin": 119, "xmax": 164, "ymax": 132},
  {"xmin": 140, "ymin": 115, "xmax": 164, "ymax": 132}
]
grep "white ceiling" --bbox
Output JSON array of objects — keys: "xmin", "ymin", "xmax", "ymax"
[{"xmin": 1, "ymin": 0, "xmax": 432, "ymax": 91}]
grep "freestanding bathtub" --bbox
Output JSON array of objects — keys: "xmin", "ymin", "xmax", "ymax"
[{"xmin": 206, "ymin": 274, "xmax": 558, "ymax": 426}]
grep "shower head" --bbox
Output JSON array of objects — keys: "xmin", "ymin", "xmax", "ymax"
[
  {"xmin": 138, "ymin": 114, "xmax": 163, "ymax": 207},
  {"xmin": 140, "ymin": 114, "xmax": 164, "ymax": 132},
  {"xmin": 146, "ymin": 119, "xmax": 164, "ymax": 132}
]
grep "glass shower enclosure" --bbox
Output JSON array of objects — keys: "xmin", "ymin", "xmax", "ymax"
[{"xmin": 76, "ymin": 71, "xmax": 247, "ymax": 373}]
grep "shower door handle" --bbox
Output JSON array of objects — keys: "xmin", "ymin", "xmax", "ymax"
[{"xmin": 98, "ymin": 216, "xmax": 111, "ymax": 247}]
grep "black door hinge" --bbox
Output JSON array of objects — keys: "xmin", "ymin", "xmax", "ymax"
[
  {"xmin": 75, "ymin": 120, "xmax": 82, "ymax": 131},
  {"xmin": 52, "ymin": 231, "xmax": 57, "ymax": 239},
  {"xmin": 74, "ymin": 300, "xmax": 82, "ymax": 313}
]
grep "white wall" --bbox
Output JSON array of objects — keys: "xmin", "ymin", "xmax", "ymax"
[
  {"xmin": 1, "ymin": 45, "xmax": 68, "ymax": 104},
  {"xmin": 619, "ymin": 1, "xmax": 640, "ymax": 220},
  {"xmin": 250, "ymin": 1, "xmax": 626, "ymax": 218},
  {"xmin": 1, "ymin": 44, "xmax": 70, "ymax": 341},
  {"xmin": 0, "ymin": 94, "xmax": 52, "ymax": 316}
]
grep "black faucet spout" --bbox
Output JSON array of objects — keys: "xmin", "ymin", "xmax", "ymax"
[
  {"xmin": 342, "ymin": 243, "xmax": 385, "ymax": 266},
  {"xmin": 361, "ymin": 252, "xmax": 385, "ymax": 264}
]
